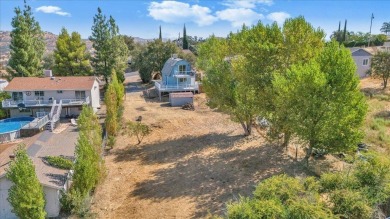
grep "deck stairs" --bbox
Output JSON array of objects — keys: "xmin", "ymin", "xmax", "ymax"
[{"xmin": 46, "ymin": 100, "xmax": 62, "ymax": 131}]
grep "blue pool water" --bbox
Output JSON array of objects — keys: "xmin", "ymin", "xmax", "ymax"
[{"xmin": 0, "ymin": 117, "xmax": 35, "ymax": 134}]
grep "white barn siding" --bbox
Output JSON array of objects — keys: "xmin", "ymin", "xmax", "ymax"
[
  {"xmin": 0, "ymin": 177, "xmax": 63, "ymax": 218},
  {"xmin": 0, "ymin": 177, "xmax": 16, "ymax": 219},
  {"xmin": 90, "ymin": 80, "xmax": 101, "ymax": 112},
  {"xmin": 351, "ymin": 49, "xmax": 373, "ymax": 78},
  {"xmin": 43, "ymin": 186, "xmax": 61, "ymax": 217}
]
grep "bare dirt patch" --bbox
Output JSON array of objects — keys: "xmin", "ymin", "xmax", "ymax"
[{"xmin": 90, "ymin": 75, "xmax": 307, "ymax": 219}]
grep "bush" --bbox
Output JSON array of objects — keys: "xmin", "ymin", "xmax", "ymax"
[
  {"xmin": 253, "ymin": 174, "xmax": 304, "ymax": 203},
  {"xmin": 127, "ymin": 121, "xmax": 151, "ymax": 144},
  {"xmin": 286, "ymin": 198, "xmax": 334, "ymax": 219},
  {"xmin": 227, "ymin": 198, "xmax": 285, "ymax": 219},
  {"xmin": 330, "ymin": 189, "xmax": 372, "ymax": 218},
  {"xmin": 44, "ymin": 156, "xmax": 73, "ymax": 169}
]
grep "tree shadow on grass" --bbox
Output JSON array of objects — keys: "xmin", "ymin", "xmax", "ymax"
[
  {"xmin": 113, "ymin": 133, "xmax": 307, "ymax": 218},
  {"xmin": 375, "ymin": 110, "xmax": 390, "ymax": 120},
  {"xmin": 113, "ymin": 133, "xmax": 243, "ymax": 165}
]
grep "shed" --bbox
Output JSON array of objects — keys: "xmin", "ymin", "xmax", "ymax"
[{"xmin": 169, "ymin": 92, "xmax": 194, "ymax": 107}]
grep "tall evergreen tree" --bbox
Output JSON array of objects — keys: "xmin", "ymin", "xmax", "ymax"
[
  {"xmin": 183, "ymin": 24, "xmax": 189, "ymax": 50},
  {"xmin": 6, "ymin": 145, "xmax": 46, "ymax": 219},
  {"xmin": 343, "ymin": 19, "xmax": 348, "ymax": 42},
  {"xmin": 90, "ymin": 7, "xmax": 111, "ymax": 83},
  {"xmin": 53, "ymin": 28, "xmax": 92, "ymax": 76},
  {"xmin": 7, "ymin": 0, "xmax": 45, "ymax": 78},
  {"xmin": 90, "ymin": 8, "xmax": 129, "ymax": 84},
  {"xmin": 159, "ymin": 25, "xmax": 162, "ymax": 40}
]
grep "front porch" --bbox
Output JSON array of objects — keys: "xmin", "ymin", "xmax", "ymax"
[
  {"xmin": 2, "ymin": 96, "xmax": 90, "ymax": 108},
  {"xmin": 154, "ymin": 80, "xmax": 199, "ymax": 101}
]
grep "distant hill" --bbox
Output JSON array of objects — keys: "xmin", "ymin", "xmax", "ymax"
[{"xmin": 0, "ymin": 30, "xmax": 152, "ymax": 58}]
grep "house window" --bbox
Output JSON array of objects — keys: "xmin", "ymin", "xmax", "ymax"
[
  {"xmin": 34, "ymin": 91, "xmax": 44, "ymax": 100},
  {"xmin": 75, "ymin": 91, "xmax": 86, "ymax": 100},
  {"xmin": 362, "ymin": 59, "xmax": 369, "ymax": 66},
  {"xmin": 57, "ymin": 90, "xmax": 63, "ymax": 93},
  {"xmin": 178, "ymin": 65, "xmax": 186, "ymax": 74},
  {"xmin": 12, "ymin": 92, "xmax": 23, "ymax": 101},
  {"xmin": 179, "ymin": 78, "xmax": 187, "ymax": 83}
]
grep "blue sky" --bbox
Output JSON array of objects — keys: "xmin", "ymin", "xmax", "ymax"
[{"xmin": 0, "ymin": 0, "xmax": 389, "ymax": 40}]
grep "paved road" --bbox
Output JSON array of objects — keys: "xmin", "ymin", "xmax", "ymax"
[{"xmin": 125, "ymin": 71, "xmax": 138, "ymax": 78}]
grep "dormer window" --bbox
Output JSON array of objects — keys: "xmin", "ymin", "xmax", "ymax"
[
  {"xmin": 57, "ymin": 90, "xmax": 63, "ymax": 93},
  {"xmin": 179, "ymin": 65, "xmax": 186, "ymax": 73}
]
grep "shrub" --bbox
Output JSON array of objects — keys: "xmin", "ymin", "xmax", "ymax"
[
  {"xmin": 227, "ymin": 198, "xmax": 285, "ymax": 219},
  {"xmin": 44, "ymin": 156, "xmax": 73, "ymax": 169},
  {"xmin": 330, "ymin": 189, "xmax": 372, "ymax": 218},
  {"xmin": 253, "ymin": 174, "xmax": 304, "ymax": 203},
  {"xmin": 127, "ymin": 121, "xmax": 151, "ymax": 144},
  {"xmin": 286, "ymin": 198, "xmax": 334, "ymax": 219}
]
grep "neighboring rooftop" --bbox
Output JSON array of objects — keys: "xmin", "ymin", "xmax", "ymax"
[
  {"xmin": 4, "ymin": 76, "xmax": 97, "ymax": 91},
  {"xmin": 0, "ymin": 125, "xmax": 78, "ymax": 189}
]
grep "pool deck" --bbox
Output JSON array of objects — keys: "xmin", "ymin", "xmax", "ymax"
[{"xmin": 0, "ymin": 122, "xmax": 79, "ymax": 189}]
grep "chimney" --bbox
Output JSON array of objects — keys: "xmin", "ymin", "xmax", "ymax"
[
  {"xmin": 9, "ymin": 154, "xmax": 15, "ymax": 160},
  {"xmin": 44, "ymin": 70, "xmax": 53, "ymax": 77},
  {"xmin": 172, "ymin": 54, "xmax": 178, "ymax": 59}
]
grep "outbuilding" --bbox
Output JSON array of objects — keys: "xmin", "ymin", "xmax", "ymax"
[{"xmin": 169, "ymin": 92, "xmax": 194, "ymax": 107}]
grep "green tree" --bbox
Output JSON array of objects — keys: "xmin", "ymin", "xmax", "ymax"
[
  {"xmin": 54, "ymin": 28, "xmax": 92, "ymax": 76},
  {"xmin": 183, "ymin": 24, "xmax": 189, "ymax": 49},
  {"xmin": 42, "ymin": 53, "xmax": 55, "ymax": 70},
  {"xmin": 0, "ymin": 91, "xmax": 11, "ymax": 118},
  {"xmin": 198, "ymin": 17, "xmax": 324, "ymax": 136},
  {"xmin": 159, "ymin": 25, "xmax": 162, "ymax": 40},
  {"xmin": 6, "ymin": 145, "xmax": 46, "ymax": 219},
  {"xmin": 273, "ymin": 42, "xmax": 367, "ymax": 164},
  {"xmin": 370, "ymin": 51, "xmax": 390, "ymax": 89},
  {"xmin": 133, "ymin": 39, "xmax": 178, "ymax": 83},
  {"xmin": 122, "ymin": 35, "xmax": 135, "ymax": 52},
  {"xmin": 7, "ymin": 1, "xmax": 45, "ymax": 78},
  {"xmin": 105, "ymin": 83, "xmax": 118, "ymax": 137},
  {"xmin": 380, "ymin": 22, "xmax": 390, "ymax": 35},
  {"xmin": 63, "ymin": 105, "xmax": 102, "ymax": 214},
  {"xmin": 90, "ymin": 8, "xmax": 129, "ymax": 84}
]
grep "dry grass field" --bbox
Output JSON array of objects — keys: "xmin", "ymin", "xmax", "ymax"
[{"xmin": 90, "ymin": 75, "xmax": 389, "ymax": 219}]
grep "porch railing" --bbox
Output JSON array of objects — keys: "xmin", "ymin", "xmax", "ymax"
[
  {"xmin": 2, "ymin": 96, "xmax": 90, "ymax": 108},
  {"xmin": 154, "ymin": 81, "xmax": 198, "ymax": 90},
  {"xmin": 174, "ymin": 70, "xmax": 195, "ymax": 76}
]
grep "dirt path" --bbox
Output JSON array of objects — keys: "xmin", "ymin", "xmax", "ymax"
[{"xmin": 90, "ymin": 75, "xmax": 305, "ymax": 219}]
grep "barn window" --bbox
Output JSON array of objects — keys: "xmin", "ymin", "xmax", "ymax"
[{"xmin": 362, "ymin": 59, "xmax": 369, "ymax": 66}]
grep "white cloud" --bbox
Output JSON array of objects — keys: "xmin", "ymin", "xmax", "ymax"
[
  {"xmin": 217, "ymin": 8, "xmax": 264, "ymax": 27},
  {"xmin": 266, "ymin": 12, "xmax": 290, "ymax": 25},
  {"xmin": 148, "ymin": 1, "xmax": 217, "ymax": 26},
  {"xmin": 222, "ymin": 0, "xmax": 273, "ymax": 9},
  {"xmin": 36, "ymin": 6, "xmax": 71, "ymax": 17}
]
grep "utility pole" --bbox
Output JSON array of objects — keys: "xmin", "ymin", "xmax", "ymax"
[{"xmin": 369, "ymin": 13, "xmax": 374, "ymax": 47}]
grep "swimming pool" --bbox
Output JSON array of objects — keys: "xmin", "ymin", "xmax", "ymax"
[{"xmin": 0, "ymin": 117, "xmax": 35, "ymax": 134}]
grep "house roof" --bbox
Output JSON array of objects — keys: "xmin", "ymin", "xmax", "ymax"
[
  {"xmin": 4, "ymin": 76, "xmax": 97, "ymax": 91},
  {"xmin": 351, "ymin": 47, "xmax": 378, "ymax": 56},
  {"xmin": 0, "ymin": 125, "xmax": 79, "ymax": 190},
  {"xmin": 162, "ymin": 57, "xmax": 183, "ymax": 76}
]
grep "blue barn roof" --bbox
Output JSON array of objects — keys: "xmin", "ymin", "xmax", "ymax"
[{"xmin": 162, "ymin": 57, "xmax": 183, "ymax": 76}]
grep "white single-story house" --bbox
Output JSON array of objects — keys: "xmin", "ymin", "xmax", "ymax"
[
  {"xmin": 2, "ymin": 75, "xmax": 100, "ymax": 118},
  {"xmin": 0, "ymin": 125, "xmax": 78, "ymax": 218}
]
